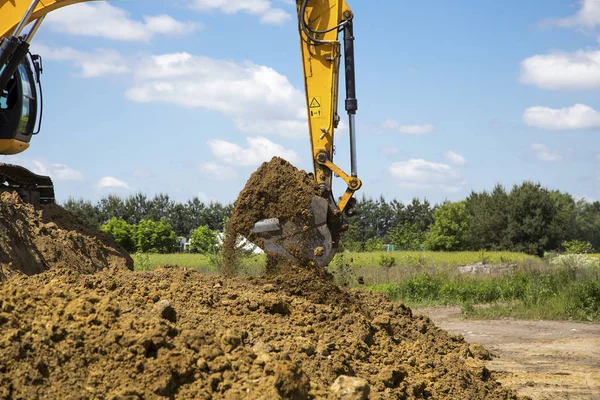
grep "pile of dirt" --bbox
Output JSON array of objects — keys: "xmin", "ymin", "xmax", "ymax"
[
  {"xmin": 0, "ymin": 191, "xmax": 133, "ymax": 282},
  {"xmin": 224, "ymin": 157, "xmax": 342, "ymax": 270},
  {"xmin": 0, "ymin": 265, "xmax": 522, "ymax": 399}
]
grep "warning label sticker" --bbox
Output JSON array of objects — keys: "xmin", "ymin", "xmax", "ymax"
[{"xmin": 309, "ymin": 97, "xmax": 322, "ymax": 119}]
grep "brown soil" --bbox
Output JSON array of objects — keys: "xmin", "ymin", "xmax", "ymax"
[
  {"xmin": 0, "ymin": 265, "xmax": 523, "ymax": 399},
  {"xmin": 0, "ymin": 169, "xmax": 523, "ymax": 399},
  {"xmin": 224, "ymin": 157, "xmax": 341, "ymax": 271},
  {"xmin": 0, "ymin": 191, "xmax": 133, "ymax": 281}
]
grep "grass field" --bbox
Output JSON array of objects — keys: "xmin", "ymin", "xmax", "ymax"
[
  {"xmin": 134, "ymin": 250, "xmax": 534, "ymax": 272},
  {"xmin": 134, "ymin": 251, "xmax": 600, "ymax": 322}
]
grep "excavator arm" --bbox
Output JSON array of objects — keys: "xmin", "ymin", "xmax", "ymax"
[{"xmin": 297, "ymin": 0, "xmax": 362, "ymax": 214}]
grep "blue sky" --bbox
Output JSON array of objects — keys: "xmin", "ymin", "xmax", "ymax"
[{"xmin": 4, "ymin": 0, "xmax": 600, "ymax": 205}]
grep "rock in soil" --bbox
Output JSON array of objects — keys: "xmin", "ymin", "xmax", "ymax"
[
  {"xmin": 330, "ymin": 375, "xmax": 370, "ymax": 399},
  {"xmin": 0, "ymin": 192, "xmax": 132, "ymax": 282},
  {"xmin": 0, "ymin": 265, "xmax": 523, "ymax": 399}
]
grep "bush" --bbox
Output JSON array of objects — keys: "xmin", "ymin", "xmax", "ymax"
[
  {"xmin": 364, "ymin": 238, "xmax": 383, "ymax": 252},
  {"xmin": 378, "ymin": 254, "xmax": 396, "ymax": 269},
  {"xmin": 189, "ymin": 226, "xmax": 219, "ymax": 254},
  {"xmin": 133, "ymin": 219, "xmax": 178, "ymax": 253},
  {"xmin": 562, "ymin": 240, "xmax": 594, "ymax": 255},
  {"xmin": 550, "ymin": 254, "xmax": 599, "ymax": 270},
  {"xmin": 390, "ymin": 222, "xmax": 425, "ymax": 251},
  {"xmin": 101, "ymin": 217, "xmax": 135, "ymax": 252},
  {"xmin": 424, "ymin": 201, "xmax": 470, "ymax": 251}
]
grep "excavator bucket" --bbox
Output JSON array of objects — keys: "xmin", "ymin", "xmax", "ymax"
[{"xmin": 251, "ymin": 196, "xmax": 336, "ymax": 267}]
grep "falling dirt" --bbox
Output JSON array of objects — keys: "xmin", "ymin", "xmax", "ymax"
[
  {"xmin": 224, "ymin": 157, "xmax": 342, "ymax": 272},
  {"xmin": 0, "ymin": 266, "xmax": 523, "ymax": 399},
  {"xmin": 0, "ymin": 191, "xmax": 133, "ymax": 282}
]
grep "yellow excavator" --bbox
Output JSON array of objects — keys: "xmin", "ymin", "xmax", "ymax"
[{"xmin": 0, "ymin": 0, "xmax": 362, "ymax": 266}]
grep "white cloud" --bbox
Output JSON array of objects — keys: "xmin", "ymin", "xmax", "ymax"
[
  {"xmin": 520, "ymin": 50, "xmax": 600, "ymax": 90},
  {"xmin": 126, "ymin": 52, "xmax": 307, "ymax": 138},
  {"xmin": 523, "ymin": 104, "xmax": 600, "ymax": 130},
  {"xmin": 541, "ymin": 0, "xmax": 600, "ymax": 29},
  {"xmin": 190, "ymin": 0, "xmax": 290, "ymax": 25},
  {"xmin": 50, "ymin": 164, "xmax": 85, "ymax": 181},
  {"xmin": 199, "ymin": 162, "xmax": 238, "ymax": 181},
  {"xmin": 95, "ymin": 177, "xmax": 131, "ymax": 190},
  {"xmin": 33, "ymin": 44, "xmax": 129, "ymax": 78},
  {"xmin": 207, "ymin": 136, "xmax": 299, "ymax": 166},
  {"xmin": 443, "ymin": 151, "xmax": 467, "ymax": 165},
  {"xmin": 45, "ymin": 3, "xmax": 198, "ymax": 42},
  {"xmin": 388, "ymin": 159, "xmax": 466, "ymax": 192},
  {"xmin": 381, "ymin": 119, "xmax": 434, "ymax": 135},
  {"xmin": 0, "ymin": 156, "xmax": 84, "ymax": 182},
  {"xmin": 597, "ymin": 153, "xmax": 600, "ymax": 161},
  {"xmin": 531, "ymin": 143, "xmax": 563, "ymax": 162}
]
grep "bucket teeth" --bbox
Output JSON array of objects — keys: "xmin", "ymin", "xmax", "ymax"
[{"xmin": 251, "ymin": 196, "xmax": 335, "ymax": 267}]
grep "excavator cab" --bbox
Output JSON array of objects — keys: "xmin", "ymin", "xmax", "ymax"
[
  {"xmin": 0, "ymin": 54, "xmax": 41, "ymax": 149},
  {"xmin": 0, "ymin": 53, "xmax": 53, "ymax": 206}
]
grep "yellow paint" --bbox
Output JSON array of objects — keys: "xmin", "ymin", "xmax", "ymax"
[
  {"xmin": 298, "ymin": 0, "xmax": 361, "ymax": 212},
  {"xmin": 0, "ymin": 139, "xmax": 29, "ymax": 154},
  {"xmin": 0, "ymin": 0, "xmax": 93, "ymax": 40}
]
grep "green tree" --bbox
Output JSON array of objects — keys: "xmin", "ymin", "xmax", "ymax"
[
  {"xmin": 340, "ymin": 222, "xmax": 363, "ymax": 252},
  {"xmin": 123, "ymin": 192, "xmax": 149, "ymax": 224},
  {"xmin": 100, "ymin": 217, "xmax": 136, "ymax": 252},
  {"xmin": 424, "ymin": 201, "xmax": 470, "ymax": 251},
  {"xmin": 62, "ymin": 197, "xmax": 102, "ymax": 228},
  {"xmin": 98, "ymin": 195, "xmax": 127, "ymax": 224},
  {"xmin": 390, "ymin": 221, "xmax": 426, "ymax": 250},
  {"xmin": 189, "ymin": 226, "xmax": 219, "ymax": 254},
  {"xmin": 134, "ymin": 219, "xmax": 178, "ymax": 253},
  {"xmin": 575, "ymin": 200, "xmax": 600, "ymax": 252},
  {"xmin": 146, "ymin": 193, "xmax": 174, "ymax": 222},
  {"xmin": 465, "ymin": 184, "xmax": 510, "ymax": 251},
  {"xmin": 506, "ymin": 182, "xmax": 574, "ymax": 256}
]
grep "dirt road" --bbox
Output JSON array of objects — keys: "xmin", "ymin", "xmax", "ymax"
[{"xmin": 414, "ymin": 307, "xmax": 600, "ymax": 400}]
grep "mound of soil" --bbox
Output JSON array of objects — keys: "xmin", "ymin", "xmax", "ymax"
[
  {"xmin": 0, "ymin": 192, "xmax": 132, "ymax": 281},
  {"xmin": 225, "ymin": 157, "xmax": 342, "ymax": 270},
  {"xmin": 0, "ymin": 266, "xmax": 522, "ymax": 399}
]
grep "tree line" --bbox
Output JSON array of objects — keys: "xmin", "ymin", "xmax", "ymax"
[
  {"xmin": 343, "ymin": 182, "xmax": 600, "ymax": 256},
  {"xmin": 63, "ymin": 181, "xmax": 600, "ymax": 255},
  {"xmin": 63, "ymin": 193, "xmax": 231, "ymax": 236}
]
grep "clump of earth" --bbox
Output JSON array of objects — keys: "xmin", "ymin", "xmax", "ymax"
[
  {"xmin": 0, "ymin": 191, "xmax": 132, "ymax": 282},
  {"xmin": 223, "ymin": 157, "xmax": 342, "ymax": 273}
]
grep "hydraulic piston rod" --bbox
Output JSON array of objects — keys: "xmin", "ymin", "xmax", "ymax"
[{"xmin": 343, "ymin": 12, "xmax": 358, "ymax": 177}]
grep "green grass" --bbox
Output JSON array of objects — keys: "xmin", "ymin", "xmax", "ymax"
[
  {"xmin": 134, "ymin": 250, "xmax": 531, "ymax": 272},
  {"xmin": 367, "ymin": 262, "xmax": 600, "ymax": 322},
  {"xmin": 341, "ymin": 250, "xmax": 535, "ymax": 269}
]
